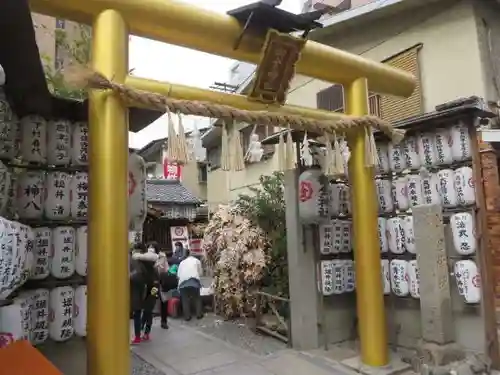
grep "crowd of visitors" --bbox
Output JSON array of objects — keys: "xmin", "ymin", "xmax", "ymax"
[{"xmin": 129, "ymin": 241, "xmax": 204, "ymax": 344}]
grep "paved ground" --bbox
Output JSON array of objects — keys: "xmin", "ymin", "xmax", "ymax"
[{"xmin": 131, "ymin": 315, "xmax": 360, "ymax": 375}]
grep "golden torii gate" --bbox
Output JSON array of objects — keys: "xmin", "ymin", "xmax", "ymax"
[{"xmin": 29, "ymin": 0, "xmax": 415, "ymax": 373}]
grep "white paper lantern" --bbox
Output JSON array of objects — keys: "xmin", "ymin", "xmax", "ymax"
[
  {"xmin": 388, "ymin": 143, "xmax": 407, "ymax": 172},
  {"xmin": 342, "ymin": 260, "xmax": 355, "ymax": 293},
  {"xmin": 20, "ymin": 115, "xmax": 47, "ymax": 163},
  {"xmin": 331, "ymin": 219, "xmax": 343, "ymax": 254},
  {"xmin": 434, "ymin": 128, "xmax": 453, "ymax": 165},
  {"xmin": 12, "ymin": 295, "xmax": 31, "ymax": 342},
  {"xmin": 44, "ymin": 172, "xmax": 71, "ymax": 220},
  {"xmin": 298, "ymin": 169, "xmax": 330, "ymax": 223},
  {"xmin": 319, "ymin": 261, "xmax": 334, "ymax": 296},
  {"xmin": 381, "ymin": 260, "xmax": 391, "ymax": 295},
  {"xmin": 47, "ymin": 119, "xmax": 71, "ymax": 165},
  {"xmin": 0, "ymin": 161, "xmax": 11, "ymax": 215},
  {"xmin": 401, "ymin": 215, "xmax": 416, "ymax": 254},
  {"xmin": 406, "ymin": 174, "xmax": 424, "ymax": 208},
  {"xmin": 51, "ymin": 226, "xmax": 75, "ymax": 279},
  {"xmin": 376, "ymin": 179, "xmax": 393, "ymax": 214},
  {"xmin": 70, "ymin": 172, "xmax": 88, "ymax": 219},
  {"xmin": 49, "ymin": 286, "xmax": 74, "ymax": 342},
  {"xmin": 0, "ymin": 217, "xmax": 15, "ymax": 299},
  {"xmin": 19, "ymin": 224, "xmax": 34, "ymax": 285},
  {"xmin": 392, "ymin": 176, "xmax": 409, "ymax": 212},
  {"xmin": 437, "ymin": 169, "xmax": 458, "ymax": 208},
  {"xmin": 0, "ymin": 107, "xmax": 18, "ymax": 160},
  {"xmin": 450, "ymin": 212, "xmax": 476, "ymax": 255},
  {"xmin": 74, "ymin": 285, "xmax": 87, "ymax": 337},
  {"xmin": 454, "ymin": 166, "xmax": 475, "ymax": 206},
  {"xmin": 420, "ymin": 171, "xmax": 441, "ymax": 205},
  {"xmin": 75, "ymin": 226, "xmax": 88, "ymax": 276},
  {"xmin": 31, "ymin": 227, "xmax": 51, "ymax": 280},
  {"xmin": 0, "ymin": 303, "xmax": 24, "ymax": 344},
  {"xmin": 377, "ymin": 217, "xmax": 388, "ymax": 253},
  {"xmin": 3, "ymin": 172, "xmax": 17, "ymax": 219},
  {"xmin": 331, "ymin": 260, "xmax": 346, "ymax": 294},
  {"xmin": 29, "ymin": 289, "xmax": 50, "ymax": 345},
  {"xmin": 16, "ymin": 171, "xmax": 45, "ymax": 219},
  {"xmin": 340, "ymin": 220, "xmax": 352, "ymax": 253},
  {"xmin": 454, "ymin": 260, "xmax": 481, "ymax": 304},
  {"xmin": 417, "ymin": 133, "xmax": 437, "ymax": 168},
  {"xmin": 408, "ymin": 260, "xmax": 420, "ymax": 299},
  {"xmin": 390, "ymin": 259, "xmax": 409, "ymax": 297},
  {"xmin": 129, "ymin": 152, "xmax": 147, "ymax": 231},
  {"xmin": 71, "ymin": 121, "xmax": 89, "ymax": 165},
  {"xmin": 375, "ymin": 142, "xmax": 390, "ymax": 174},
  {"xmin": 319, "ymin": 223, "xmax": 333, "ymax": 254},
  {"xmin": 450, "ymin": 122, "xmax": 471, "ymax": 162},
  {"xmin": 386, "ymin": 217, "xmax": 405, "ymax": 254},
  {"xmin": 402, "ymin": 136, "xmax": 421, "ymax": 170}
]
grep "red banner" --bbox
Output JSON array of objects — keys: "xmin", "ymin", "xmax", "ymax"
[{"xmin": 163, "ymin": 159, "xmax": 182, "ymax": 180}]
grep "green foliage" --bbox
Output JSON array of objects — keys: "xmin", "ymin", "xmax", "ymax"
[
  {"xmin": 235, "ymin": 172, "xmax": 289, "ymax": 298},
  {"xmin": 41, "ymin": 23, "xmax": 92, "ymax": 101}
]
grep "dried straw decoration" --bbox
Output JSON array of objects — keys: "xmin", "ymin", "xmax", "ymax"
[{"xmin": 64, "ymin": 66, "xmax": 405, "ymax": 144}]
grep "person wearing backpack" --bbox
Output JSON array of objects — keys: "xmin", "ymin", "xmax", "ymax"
[{"xmin": 130, "ymin": 243, "xmax": 159, "ymax": 344}]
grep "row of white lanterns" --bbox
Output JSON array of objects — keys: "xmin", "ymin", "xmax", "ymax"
[
  {"xmin": 299, "ymin": 166, "xmax": 475, "ymax": 223},
  {"xmin": 0, "ymin": 286, "xmax": 87, "ymax": 346},
  {"xmin": 0, "ymin": 114, "xmax": 89, "ymax": 166},
  {"xmin": 376, "ymin": 122, "xmax": 472, "ymax": 174},
  {"xmin": 319, "ymin": 258, "xmax": 480, "ymax": 304},
  {"xmin": 0, "ymin": 217, "xmax": 88, "ymax": 301},
  {"xmin": 376, "ymin": 166, "xmax": 475, "ymax": 214},
  {"xmin": 319, "ymin": 211, "xmax": 475, "ymax": 256}
]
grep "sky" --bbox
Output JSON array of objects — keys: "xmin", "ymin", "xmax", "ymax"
[{"xmin": 127, "ymin": 0, "xmax": 301, "ymax": 150}]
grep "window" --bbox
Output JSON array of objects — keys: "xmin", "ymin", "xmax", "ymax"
[
  {"xmin": 55, "ymin": 19, "xmax": 65, "ymax": 29},
  {"xmin": 240, "ymin": 124, "xmax": 275, "ymax": 160},
  {"xmin": 198, "ymin": 163, "xmax": 208, "ymax": 183},
  {"xmin": 316, "ymin": 84, "xmax": 381, "ymax": 115},
  {"xmin": 207, "ymin": 146, "xmax": 221, "ymax": 171},
  {"xmin": 316, "ymin": 45, "xmax": 422, "ymax": 123}
]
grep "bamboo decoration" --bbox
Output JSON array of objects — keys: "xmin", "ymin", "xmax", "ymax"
[
  {"xmin": 166, "ymin": 108, "xmax": 180, "ymax": 163},
  {"xmin": 230, "ymin": 124, "xmax": 245, "ymax": 171},
  {"xmin": 176, "ymin": 113, "xmax": 189, "ymax": 165},
  {"xmin": 221, "ymin": 122, "xmax": 231, "ymax": 171},
  {"xmin": 64, "ymin": 66, "xmax": 406, "ymax": 143},
  {"xmin": 277, "ymin": 131, "xmax": 286, "ymax": 171}
]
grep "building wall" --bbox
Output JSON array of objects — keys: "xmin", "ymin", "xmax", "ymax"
[
  {"xmin": 145, "ymin": 149, "xmax": 207, "ymax": 202},
  {"xmin": 288, "ymin": 0, "xmax": 485, "ymax": 112},
  {"xmin": 206, "ymin": 0, "xmax": 488, "ymax": 210}
]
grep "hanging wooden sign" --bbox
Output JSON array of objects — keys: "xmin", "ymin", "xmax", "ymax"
[{"xmin": 248, "ymin": 30, "xmax": 306, "ymax": 105}]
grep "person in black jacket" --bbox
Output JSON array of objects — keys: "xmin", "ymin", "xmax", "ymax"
[{"xmin": 130, "ymin": 243, "xmax": 159, "ymax": 344}]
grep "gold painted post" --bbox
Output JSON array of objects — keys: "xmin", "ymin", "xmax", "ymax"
[
  {"xmin": 87, "ymin": 10, "xmax": 130, "ymax": 375},
  {"xmin": 345, "ymin": 78, "xmax": 388, "ymax": 366}
]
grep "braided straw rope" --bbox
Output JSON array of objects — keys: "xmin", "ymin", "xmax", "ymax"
[{"xmin": 65, "ymin": 66, "xmax": 405, "ymax": 143}]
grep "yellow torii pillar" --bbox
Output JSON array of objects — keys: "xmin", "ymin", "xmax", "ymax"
[{"xmin": 29, "ymin": 0, "xmax": 415, "ymax": 372}]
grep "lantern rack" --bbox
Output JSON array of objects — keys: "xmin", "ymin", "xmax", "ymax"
[
  {"xmin": 0, "ymin": 159, "xmax": 88, "ymax": 173},
  {"xmin": 20, "ymin": 219, "xmax": 88, "ymax": 228},
  {"xmin": 22, "ymin": 275, "xmax": 86, "ymax": 290}
]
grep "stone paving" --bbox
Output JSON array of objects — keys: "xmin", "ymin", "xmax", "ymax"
[{"xmin": 131, "ymin": 315, "xmax": 360, "ymax": 375}]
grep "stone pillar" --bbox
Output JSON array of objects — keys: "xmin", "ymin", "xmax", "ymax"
[
  {"xmin": 284, "ymin": 169, "xmax": 320, "ymax": 350},
  {"xmin": 413, "ymin": 204, "xmax": 463, "ymax": 366}
]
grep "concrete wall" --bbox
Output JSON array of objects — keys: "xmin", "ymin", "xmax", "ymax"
[{"xmin": 287, "ymin": 0, "xmax": 486, "ymax": 113}]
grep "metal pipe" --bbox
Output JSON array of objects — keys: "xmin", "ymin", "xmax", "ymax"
[
  {"xmin": 125, "ymin": 75, "xmax": 348, "ymax": 122},
  {"xmin": 87, "ymin": 9, "xmax": 130, "ymax": 375},
  {"xmin": 345, "ymin": 78, "xmax": 388, "ymax": 366},
  {"xmin": 29, "ymin": 0, "xmax": 415, "ymax": 96}
]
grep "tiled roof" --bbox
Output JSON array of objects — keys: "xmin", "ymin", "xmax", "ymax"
[{"xmin": 146, "ymin": 179, "xmax": 201, "ymax": 205}]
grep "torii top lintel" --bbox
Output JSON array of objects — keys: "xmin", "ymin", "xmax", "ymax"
[{"xmin": 29, "ymin": 0, "xmax": 416, "ymax": 97}]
